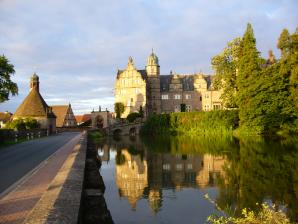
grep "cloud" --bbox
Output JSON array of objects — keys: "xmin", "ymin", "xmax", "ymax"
[{"xmin": 0, "ymin": 0, "xmax": 297, "ymax": 114}]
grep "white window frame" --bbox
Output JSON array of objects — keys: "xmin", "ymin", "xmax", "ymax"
[
  {"xmin": 174, "ymin": 94, "xmax": 181, "ymax": 100},
  {"xmin": 185, "ymin": 94, "xmax": 191, "ymax": 100},
  {"xmin": 162, "ymin": 164, "xmax": 171, "ymax": 170},
  {"xmin": 186, "ymin": 105, "xmax": 192, "ymax": 112},
  {"xmin": 162, "ymin": 94, "xmax": 169, "ymax": 100}
]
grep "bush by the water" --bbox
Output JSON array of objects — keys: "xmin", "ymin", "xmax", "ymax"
[
  {"xmin": 207, "ymin": 203, "xmax": 291, "ymax": 224},
  {"xmin": 127, "ymin": 112, "xmax": 141, "ymax": 123},
  {"xmin": 88, "ymin": 131, "xmax": 104, "ymax": 140},
  {"xmin": 140, "ymin": 110, "xmax": 239, "ymax": 136}
]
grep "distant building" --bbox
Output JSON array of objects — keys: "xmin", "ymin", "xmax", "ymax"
[
  {"xmin": 75, "ymin": 114, "xmax": 91, "ymax": 126},
  {"xmin": 51, "ymin": 104, "xmax": 77, "ymax": 127},
  {"xmin": 13, "ymin": 74, "xmax": 56, "ymax": 133},
  {"xmin": 115, "ymin": 51, "xmax": 223, "ymax": 118},
  {"xmin": 0, "ymin": 111, "xmax": 12, "ymax": 128}
]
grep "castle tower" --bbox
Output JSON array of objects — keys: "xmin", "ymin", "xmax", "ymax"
[{"xmin": 145, "ymin": 49, "xmax": 161, "ymax": 114}]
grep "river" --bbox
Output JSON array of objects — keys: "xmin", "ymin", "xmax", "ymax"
[{"xmin": 93, "ymin": 135, "xmax": 298, "ymax": 224}]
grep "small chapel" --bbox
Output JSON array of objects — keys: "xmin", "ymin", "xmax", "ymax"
[{"xmin": 13, "ymin": 74, "xmax": 56, "ymax": 133}]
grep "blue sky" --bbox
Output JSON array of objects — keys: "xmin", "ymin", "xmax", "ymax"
[{"xmin": 0, "ymin": 0, "xmax": 297, "ymax": 114}]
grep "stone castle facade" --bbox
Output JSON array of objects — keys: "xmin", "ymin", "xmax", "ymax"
[{"xmin": 115, "ymin": 51, "xmax": 223, "ymax": 118}]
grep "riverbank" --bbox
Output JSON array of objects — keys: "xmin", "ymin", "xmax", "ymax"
[
  {"xmin": 78, "ymin": 130, "xmax": 114, "ymax": 224},
  {"xmin": 140, "ymin": 110, "xmax": 298, "ymax": 137}
]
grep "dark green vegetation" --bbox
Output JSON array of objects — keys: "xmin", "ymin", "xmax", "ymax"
[
  {"xmin": 141, "ymin": 110, "xmax": 239, "ymax": 136},
  {"xmin": 212, "ymin": 24, "xmax": 297, "ymax": 135},
  {"xmin": 114, "ymin": 102, "xmax": 124, "ymax": 119},
  {"xmin": 88, "ymin": 130, "xmax": 104, "ymax": 141},
  {"xmin": 0, "ymin": 138, "xmax": 27, "ymax": 148},
  {"xmin": 126, "ymin": 112, "xmax": 141, "ymax": 123},
  {"xmin": 0, "ymin": 55, "xmax": 18, "ymax": 103},
  {"xmin": 140, "ymin": 135, "xmax": 298, "ymax": 223},
  {"xmin": 5, "ymin": 118, "xmax": 39, "ymax": 130}
]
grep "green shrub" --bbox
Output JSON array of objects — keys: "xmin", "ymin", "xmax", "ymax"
[
  {"xmin": 141, "ymin": 110, "xmax": 239, "ymax": 136},
  {"xmin": 6, "ymin": 118, "xmax": 39, "ymax": 130},
  {"xmin": 127, "ymin": 112, "xmax": 140, "ymax": 123},
  {"xmin": 207, "ymin": 203, "xmax": 291, "ymax": 224}
]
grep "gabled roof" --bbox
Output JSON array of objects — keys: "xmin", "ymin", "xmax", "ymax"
[
  {"xmin": 51, "ymin": 105, "xmax": 69, "ymax": 127},
  {"xmin": 14, "ymin": 88, "xmax": 56, "ymax": 118},
  {"xmin": 75, "ymin": 114, "xmax": 91, "ymax": 123}
]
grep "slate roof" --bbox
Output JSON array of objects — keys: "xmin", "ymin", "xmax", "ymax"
[
  {"xmin": 14, "ymin": 88, "xmax": 56, "ymax": 118},
  {"xmin": 51, "ymin": 105, "xmax": 69, "ymax": 127},
  {"xmin": 160, "ymin": 74, "xmax": 212, "ymax": 91}
]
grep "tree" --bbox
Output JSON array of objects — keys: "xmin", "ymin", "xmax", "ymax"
[
  {"xmin": 277, "ymin": 28, "xmax": 298, "ymax": 132},
  {"xmin": 236, "ymin": 23, "xmax": 263, "ymax": 132},
  {"xmin": 139, "ymin": 106, "xmax": 144, "ymax": 118},
  {"xmin": 212, "ymin": 37, "xmax": 242, "ymax": 108},
  {"xmin": 114, "ymin": 102, "xmax": 125, "ymax": 118},
  {"xmin": 0, "ymin": 55, "xmax": 18, "ymax": 103}
]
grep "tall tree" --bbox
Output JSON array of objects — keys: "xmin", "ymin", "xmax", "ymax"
[
  {"xmin": 114, "ymin": 102, "xmax": 125, "ymax": 119},
  {"xmin": 277, "ymin": 28, "xmax": 298, "ymax": 132},
  {"xmin": 236, "ymin": 23, "xmax": 263, "ymax": 132},
  {"xmin": 0, "ymin": 55, "xmax": 18, "ymax": 103},
  {"xmin": 212, "ymin": 37, "xmax": 242, "ymax": 108}
]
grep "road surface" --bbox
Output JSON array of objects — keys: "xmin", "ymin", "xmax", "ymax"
[{"xmin": 0, "ymin": 132, "xmax": 81, "ymax": 194}]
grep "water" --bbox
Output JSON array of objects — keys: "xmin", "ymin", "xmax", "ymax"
[{"xmin": 94, "ymin": 135, "xmax": 298, "ymax": 224}]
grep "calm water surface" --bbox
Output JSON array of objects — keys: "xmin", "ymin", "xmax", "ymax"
[{"xmin": 94, "ymin": 135, "xmax": 298, "ymax": 224}]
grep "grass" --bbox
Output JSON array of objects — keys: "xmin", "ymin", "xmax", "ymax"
[{"xmin": 0, "ymin": 137, "xmax": 30, "ymax": 148}]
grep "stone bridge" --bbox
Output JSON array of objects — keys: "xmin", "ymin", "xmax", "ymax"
[{"xmin": 107, "ymin": 121, "xmax": 143, "ymax": 136}]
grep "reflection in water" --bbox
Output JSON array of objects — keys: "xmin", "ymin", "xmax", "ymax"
[{"xmin": 95, "ymin": 135, "xmax": 298, "ymax": 223}]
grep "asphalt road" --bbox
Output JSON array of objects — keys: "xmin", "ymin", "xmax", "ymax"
[{"xmin": 0, "ymin": 132, "xmax": 81, "ymax": 194}]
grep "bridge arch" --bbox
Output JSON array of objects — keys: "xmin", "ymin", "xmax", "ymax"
[
  {"xmin": 129, "ymin": 127, "xmax": 136, "ymax": 136},
  {"xmin": 113, "ymin": 129, "xmax": 122, "ymax": 136}
]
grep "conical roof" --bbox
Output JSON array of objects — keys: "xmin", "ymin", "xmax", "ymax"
[{"xmin": 14, "ymin": 88, "xmax": 55, "ymax": 118}]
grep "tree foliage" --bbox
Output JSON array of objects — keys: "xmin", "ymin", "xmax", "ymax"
[
  {"xmin": 114, "ymin": 102, "xmax": 125, "ymax": 118},
  {"xmin": 212, "ymin": 24, "xmax": 298, "ymax": 135},
  {"xmin": 212, "ymin": 38, "xmax": 242, "ymax": 108},
  {"xmin": 0, "ymin": 55, "xmax": 18, "ymax": 103}
]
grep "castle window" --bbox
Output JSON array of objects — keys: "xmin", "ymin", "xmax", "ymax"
[
  {"xmin": 205, "ymin": 93, "xmax": 209, "ymax": 98},
  {"xmin": 213, "ymin": 104, "xmax": 221, "ymax": 110},
  {"xmin": 200, "ymin": 96, "xmax": 202, "ymax": 101},
  {"xmin": 176, "ymin": 164, "xmax": 183, "ymax": 171},
  {"xmin": 174, "ymin": 105, "xmax": 180, "ymax": 112},
  {"xmin": 185, "ymin": 94, "xmax": 191, "ymax": 100},
  {"xmin": 163, "ymin": 164, "xmax": 171, "ymax": 170},
  {"xmin": 174, "ymin": 94, "xmax": 181, "ymax": 100},
  {"xmin": 186, "ymin": 105, "xmax": 192, "ymax": 112},
  {"xmin": 187, "ymin": 164, "xmax": 193, "ymax": 170},
  {"xmin": 162, "ymin": 94, "xmax": 169, "ymax": 100}
]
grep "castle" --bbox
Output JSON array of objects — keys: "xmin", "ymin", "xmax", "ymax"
[{"xmin": 115, "ymin": 51, "xmax": 223, "ymax": 118}]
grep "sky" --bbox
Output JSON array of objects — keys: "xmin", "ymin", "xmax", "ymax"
[{"xmin": 0, "ymin": 0, "xmax": 297, "ymax": 115}]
